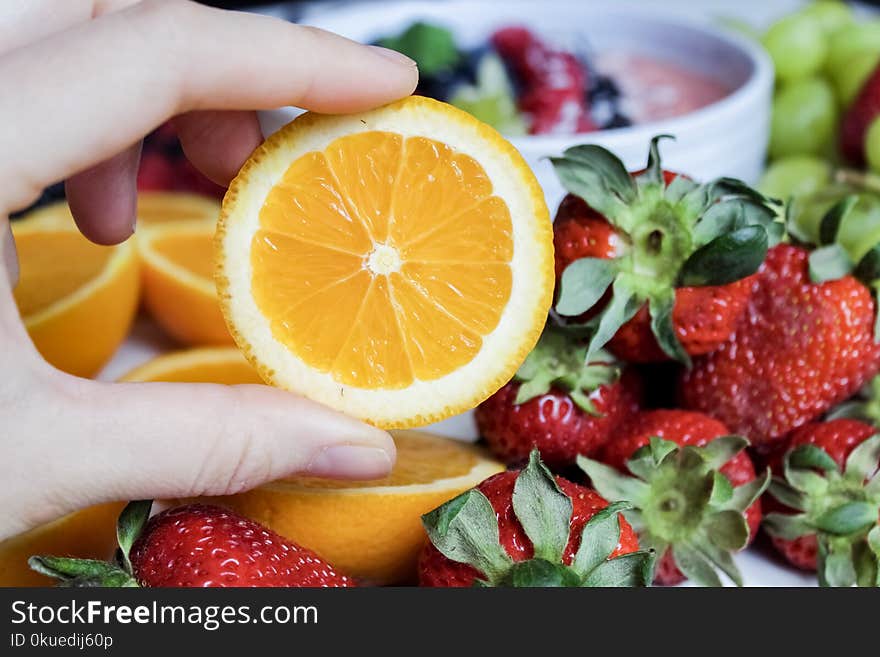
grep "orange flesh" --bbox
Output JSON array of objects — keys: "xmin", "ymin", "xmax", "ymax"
[
  {"xmin": 153, "ymin": 233, "xmax": 214, "ymax": 280},
  {"xmin": 13, "ymin": 231, "xmax": 113, "ymax": 316},
  {"xmin": 282, "ymin": 432, "xmax": 480, "ymax": 489},
  {"xmin": 137, "ymin": 360, "xmax": 264, "ymax": 385},
  {"xmin": 251, "ymin": 131, "xmax": 513, "ymax": 389}
]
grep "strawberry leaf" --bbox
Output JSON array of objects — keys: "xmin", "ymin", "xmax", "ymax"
[
  {"xmin": 636, "ymin": 135, "xmax": 674, "ymax": 187},
  {"xmin": 571, "ymin": 501, "xmax": 630, "ymax": 577},
  {"xmin": 672, "ymin": 543, "xmax": 723, "ymax": 587},
  {"xmin": 705, "ymin": 510, "xmax": 750, "ymax": 552},
  {"xmin": 549, "ymin": 145, "xmax": 637, "ymax": 218},
  {"xmin": 678, "ymin": 225, "xmax": 768, "ymax": 287},
  {"xmin": 28, "ymin": 556, "xmax": 137, "ymax": 588},
  {"xmin": 818, "ymin": 195, "xmax": 858, "ymax": 245},
  {"xmin": 700, "ymin": 435, "xmax": 749, "ymax": 471},
  {"xmin": 814, "ymin": 501, "xmax": 878, "ymax": 536},
  {"xmin": 694, "ymin": 530, "xmax": 744, "ymax": 586},
  {"xmin": 581, "ymin": 550, "xmax": 655, "ymax": 587},
  {"xmin": 422, "ymin": 489, "xmax": 513, "ymax": 582},
  {"xmin": 843, "ymin": 433, "xmax": 880, "ymax": 483},
  {"xmin": 724, "ymin": 468, "xmax": 771, "ymax": 513},
  {"xmin": 648, "ymin": 288, "xmax": 690, "ymax": 365},
  {"xmin": 577, "ymin": 455, "xmax": 651, "ymax": 507},
  {"xmin": 116, "ymin": 500, "xmax": 152, "ymax": 574},
  {"xmin": 763, "ymin": 512, "xmax": 814, "ymax": 540},
  {"xmin": 585, "ymin": 277, "xmax": 644, "ymax": 362},
  {"xmin": 556, "ymin": 257, "xmax": 618, "ymax": 316},
  {"xmin": 512, "ymin": 450, "xmax": 573, "ymax": 563},
  {"xmin": 767, "ymin": 477, "xmax": 808, "ymax": 511}
]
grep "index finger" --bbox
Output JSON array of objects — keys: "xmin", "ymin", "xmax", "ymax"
[{"xmin": 0, "ymin": 0, "xmax": 418, "ymax": 214}]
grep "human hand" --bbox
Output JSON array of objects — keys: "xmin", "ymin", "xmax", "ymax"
[{"xmin": 0, "ymin": 0, "xmax": 418, "ymax": 540}]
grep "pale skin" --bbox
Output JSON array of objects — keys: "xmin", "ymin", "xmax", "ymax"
[{"xmin": 0, "ymin": 0, "xmax": 419, "ymax": 541}]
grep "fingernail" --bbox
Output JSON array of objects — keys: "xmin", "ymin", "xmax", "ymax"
[
  {"xmin": 306, "ymin": 445, "xmax": 393, "ymax": 479},
  {"xmin": 369, "ymin": 45, "xmax": 417, "ymax": 68}
]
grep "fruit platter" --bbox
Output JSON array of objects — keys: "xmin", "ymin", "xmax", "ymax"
[{"xmin": 2, "ymin": 0, "xmax": 880, "ymax": 591}]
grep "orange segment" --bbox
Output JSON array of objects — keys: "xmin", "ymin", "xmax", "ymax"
[
  {"xmin": 388, "ymin": 272, "xmax": 482, "ymax": 380},
  {"xmin": 401, "ymin": 261, "xmax": 512, "ymax": 335},
  {"xmin": 217, "ymin": 96, "xmax": 554, "ymax": 427},
  {"xmin": 260, "ymin": 151, "xmax": 372, "ymax": 254},
  {"xmin": 400, "ymin": 195, "xmax": 514, "ymax": 263},
  {"xmin": 151, "ymin": 232, "xmax": 214, "ymax": 280},
  {"xmin": 324, "ymin": 131, "xmax": 403, "ymax": 242},
  {"xmin": 11, "ymin": 219, "xmax": 139, "ymax": 378},
  {"xmin": 183, "ymin": 430, "xmax": 505, "ymax": 584},
  {"xmin": 332, "ymin": 275, "xmax": 413, "ymax": 388}
]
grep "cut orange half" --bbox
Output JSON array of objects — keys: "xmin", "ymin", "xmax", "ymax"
[
  {"xmin": 216, "ymin": 96, "xmax": 553, "ymax": 428},
  {"xmin": 119, "ymin": 346, "xmax": 262, "ymax": 384},
  {"xmin": 139, "ymin": 220, "xmax": 233, "ymax": 345},
  {"xmin": 187, "ymin": 430, "xmax": 505, "ymax": 584},
  {"xmin": 136, "ymin": 191, "xmax": 219, "ymax": 225},
  {"xmin": 12, "ymin": 215, "xmax": 139, "ymax": 377}
]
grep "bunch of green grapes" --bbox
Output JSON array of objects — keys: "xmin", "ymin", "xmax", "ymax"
[{"xmin": 756, "ymin": 2, "xmax": 880, "ymax": 253}]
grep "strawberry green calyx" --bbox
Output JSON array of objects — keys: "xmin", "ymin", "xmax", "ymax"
[
  {"xmin": 513, "ymin": 326, "xmax": 619, "ymax": 414},
  {"xmin": 578, "ymin": 437, "xmax": 770, "ymax": 587},
  {"xmin": 764, "ymin": 436, "xmax": 880, "ymax": 587},
  {"xmin": 421, "ymin": 450, "xmax": 655, "ymax": 587},
  {"xmin": 552, "ymin": 136, "xmax": 782, "ymax": 364},
  {"xmin": 28, "ymin": 500, "xmax": 151, "ymax": 587}
]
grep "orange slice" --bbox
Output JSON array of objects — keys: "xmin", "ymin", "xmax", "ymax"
[
  {"xmin": 139, "ymin": 220, "xmax": 233, "ymax": 345},
  {"xmin": 216, "ymin": 96, "xmax": 553, "ymax": 428},
  {"xmin": 0, "ymin": 503, "xmax": 125, "ymax": 586},
  {"xmin": 119, "ymin": 346, "xmax": 262, "ymax": 384},
  {"xmin": 187, "ymin": 430, "xmax": 504, "ymax": 584},
  {"xmin": 11, "ymin": 215, "xmax": 139, "ymax": 377}
]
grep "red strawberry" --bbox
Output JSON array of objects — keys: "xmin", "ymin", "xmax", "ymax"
[
  {"xmin": 580, "ymin": 410, "xmax": 768, "ymax": 586},
  {"xmin": 552, "ymin": 137, "xmax": 781, "ymax": 365},
  {"xmin": 475, "ymin": 327, "xmax": 641, "ymax": 468},
  {"xmin": 764, "ymin": 419, "xmax": 880, "ymax": 587},
  {"xmin": 491, "ymin": 27, "xmax": 595, "ymax": 135},
  {"xmin": 30, "ymin": 502, "xmax": 353, "ymax": 588},
  {"xmin": 840, "ymin": 62, "xmax": 880, "ymax": 165},
  {"xmin": 419, "ymin": 451, "xmax": 650, "ymax": 587},
  {"xmin": 680, "ymin": 244, "xmax": 880, "ymax": 447}
]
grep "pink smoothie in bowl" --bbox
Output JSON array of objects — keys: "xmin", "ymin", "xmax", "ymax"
[{"xmin": 595, "ymin": 52, "xmax": 731, "ymax": 125}]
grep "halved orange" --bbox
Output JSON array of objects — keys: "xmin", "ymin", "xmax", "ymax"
[
  {"xmin": 136, "ymin": 191, "xmax": 219, "ymax": 225},
  {"xmin": 0, "ymin": 502, "xmax": 125, "ymax": 586},
  {"xmin": 139, "ymin": 220, "xmax": 233, "ymax": 346},
  {"xmin": 216, "ymin": 96, "xmax": 553, "ymax": 428},
  {"xmin": 12, "ymin": 214, "xmax": 140, "ymax": 377},
  {"xmin": 189, "ymin": 430, "xmax": 505, "ymax": 584},
  {"xmin": 119, "ymin": 346, "xmax": 262, "ymax": 384}
]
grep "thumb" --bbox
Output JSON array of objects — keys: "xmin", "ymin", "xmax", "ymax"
[{"xmin": 50, "ymin": 377, "xmax": 396, "ymax": 512}]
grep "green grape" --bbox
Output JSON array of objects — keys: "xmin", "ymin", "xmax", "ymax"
[
  {"xmin": 865, "ymin": 116, "xmax": 880, "ymax": 174},
  {"xmin": 799, "ymin": 1, "xmax": 854, "ymax": 36},
  {"xmin": 839, "ymin": 193, "xmax": 880, "ymax": 262},
  {"xmin": 759, "ymin": 155, "xmax": 831, "ymax": 200},
  {"xmin": 790, "ymin": 182, "xmax": 880, "ymax": 261},
  {"xmin": 763, "ymin": 13, "xmax": 827, "ymax": 82},
  {"xmin": 769, "ymin": 78, "xmax": 837, "ymax": 159},
  {"xmin": 825, "ymin": 20, "xmax": 880, "ymax": 78},
  {"xmin": 829, "ymin": 50, "xmax": 880, "ymax": 108}
]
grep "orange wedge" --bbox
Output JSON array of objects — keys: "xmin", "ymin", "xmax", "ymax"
[
  {"xmin": 119, "ymin": 346, "xmax": 262, "ymax": 384},
  {"xmin": 216, "ymin": 96, "xmax": 553, "ymax": 428},
  {"xmin": 189, "ymin": 430, "xmax": 504, "ymax": 584},
  {"xmin": 0, "ymin": 502, "xmax": 125, "ymax": 586},
  {"xmin": 12, "ymin": 214, "xmax": 139, "ymax": 377},
  {"xmin": 139, "ymin": 220, "xmax": 233, "ymax": 345}
]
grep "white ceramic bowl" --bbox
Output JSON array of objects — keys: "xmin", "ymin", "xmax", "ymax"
[{"xmin": 289, "ymin": 0, "xmax": 773, "ymax": 208}]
